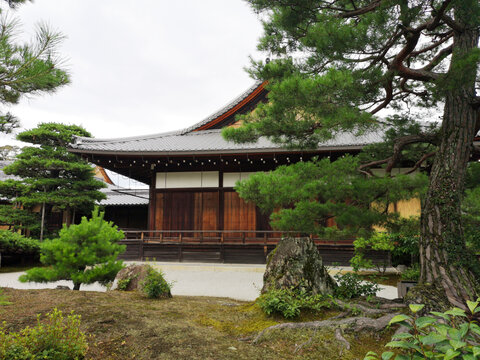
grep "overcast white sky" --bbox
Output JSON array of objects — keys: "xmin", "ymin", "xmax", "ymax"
[{"xmin": 0, "ymin": 0, "xmax": 264, "ymax": 146}]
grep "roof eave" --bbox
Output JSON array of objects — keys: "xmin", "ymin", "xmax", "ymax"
[{"xmin": 68, "ymin": 145, "xmax": 367, "ymax": 157}]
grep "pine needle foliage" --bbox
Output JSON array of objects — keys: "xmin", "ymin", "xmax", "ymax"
[
  {"xmin": 19, "ymin": 207, "xmax": 125, "ymax": 290},
  {"xmin": 0, "ymin": 123, "xmax": 106, "ymax": 235},
  {"xmin": 0, "ymin": 0, "xmax": 69, "ymax": 133}
]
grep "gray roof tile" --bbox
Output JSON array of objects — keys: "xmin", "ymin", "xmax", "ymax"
[
  {"xmin": 70, "ymin": 128, "xmax": 384, "ymax": 155},
  {"xmin": 99, "ymin": 183, "xmax": 149, "ymax": 206},
  {"xmin": 68, "ymin": 82, "xmax": 384, "ymax": 155}
]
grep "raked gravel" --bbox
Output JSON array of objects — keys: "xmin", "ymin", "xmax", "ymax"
[{"xmin": 0, "ymin": 262, "xmax": 399, "ymax": 301}]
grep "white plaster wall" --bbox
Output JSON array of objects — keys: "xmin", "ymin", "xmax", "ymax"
[{"xmin": 156, "ymin": 171, "xmax": 219, "ymax": 189}]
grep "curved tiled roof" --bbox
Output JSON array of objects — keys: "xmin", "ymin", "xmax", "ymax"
[
  {"xmin": 182, "ymin": 81, "xmax": 265, "ymax": 133},
  {"xmin": 68, "ymin": 81, "xmax": 384, "ymax": 155},
  {"xmin": 70, "ymin": 128, "xmax": 384, "ymax": 155}
]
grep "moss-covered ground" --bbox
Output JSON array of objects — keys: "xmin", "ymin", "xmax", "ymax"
[{"xmin": 0, "ymin": 288, "xmax": 393, "ymax": 359}]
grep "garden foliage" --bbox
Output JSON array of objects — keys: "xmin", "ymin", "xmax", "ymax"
[
  {"xmin": 365, "ymin": 301, "xmax": 480, "ymax": 360},
  {"xmin": 141, "ymin": 265, "xmax": 172, "ymax": 299},
  {"xmin": 0, "ymin": 308, "xmax": 87, "ymax": 360},
  {"xmin": 19, "ymin": 208, "xmax": 125, "ymax": 290},
  {"xmin": 257, "ymin": 287, "xmax": 332, "ymax": 319},
  {"xmin": 0, "ymin": 230, "xmax": 39, "ymax": 256},
  {"xmin": 333, "ymin": 273, "xmax": 380, "ymax": 300},
  {"xmin": 234, "ymin": 157, "xmax": 426, "ymax": 239},
  {"xmin": 351, "ymin": 232, "xmax": 395, "ymax": 274},
  {"xmin": 0, "ymin": 123, "xmax": 106, "ymax": 238}
]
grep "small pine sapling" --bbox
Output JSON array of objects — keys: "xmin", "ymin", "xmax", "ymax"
[{"xmin": 19, "ymin": 207, "xmax": 125, "ymax": 290}]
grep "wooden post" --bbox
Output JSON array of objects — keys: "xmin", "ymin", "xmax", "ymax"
[
  {"xmin": 139, "ymin": 232, "xmax": 144, "ymax": 261},
  {"xmin": 178, "ymin": 232, "xmax": 183, "ymax": 262},
  {"xmin": 220, "ymin": 231, "xmax": 225, "ymax": 263}
]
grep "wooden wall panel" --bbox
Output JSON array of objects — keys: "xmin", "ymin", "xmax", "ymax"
[
  {"xmin": 155, "ymin": 191, "xmax": 220, "ymax": 233},
  {"xmin": 163, "ymin": 192, "xmax": 195, "ymax": 230},
  {"xmin": 224, "ymin": 191, "xmax": 256, "ymax": 231},
  {"xmin": 155, "ymin": 193, "xmax": 164, "ymax": 230},
  {"xmin": 202, "ymin": 192, "xmax": 219, "ymax": 231}
]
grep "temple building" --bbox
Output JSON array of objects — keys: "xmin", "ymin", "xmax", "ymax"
[{"xmin": 68, "ymin": 81, "xmax": 397, "ymax": 263}]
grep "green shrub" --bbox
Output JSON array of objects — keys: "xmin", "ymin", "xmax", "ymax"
[
  {"xmin": 257, "ymin": 287, "xmax": 331, "ymax": 319},
  {"xmin": 334, "ymin": 272, "xmax": 380, "ymax": 299},
  {"xmin": 0, "ymin": 230, "xmax": 39, "ymax": 255},
  {"xmin": 351, "ymin": 232, "xmax": 395, "ymax": 274},
  {"xmin": 387, "ymin": 217, "xmax": 420, "ymax": 267},
  {"xmin": 0, "ymin": 308, "xmax": 88, "ymax": 359},
  {"xmin": 19, "ymin": 207, "xmax": 125, "ymax": 291},
  {"xmin": 400, "ymin": 264, "xmax": 420, "ymax": 282},
  {"xmin": 117, "ymin": 278, "xmax": 132, "ymax": 291},
  {"xmin": 141, "ymin": 266, "xmax": 172, "ymax": 299},
  {"xmin": 365, "ymin": 300, "xmax": 480, "ymax": 360}
]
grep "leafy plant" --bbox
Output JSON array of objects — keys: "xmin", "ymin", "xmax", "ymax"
[
  {"xmin": 19, "ymin": 207, "xmax": 125, "ymax": 290},
  {"xmin": 334, "ymin": 273, "xmax": 380, "ymax": 300},
  {"xmin": 257, "ymin": 287, "xmax": 331, "ymax": 319},
  {"xmin": 365, "ymin": 301, "xmax": 480, "ymax": 360},
  {"xmin": 0, "ymin": 230, "xmax": 39, "ymax": 255},
  {"xmin": 401, "ymin": 264, "xmax": 420, "ymax": 282},
  {"xmin": 0, "ymin": 308, "xmax": 87, "ymax": 359},
  {"xmin": 141, "ymin": 266, "xmax": 172, "ymax": 299},
  {"xmin": 117, "ymin": 277, "xmax": 132, "ymax": 291},
  {"xmin": 351, "ymin": 232, "xmax": 395, "ymax": 274},
  {"xmin": 387, "ymin": 218, "xmax": 420, "ymax": 267}
]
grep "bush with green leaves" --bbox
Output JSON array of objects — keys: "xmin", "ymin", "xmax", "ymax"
[
  {"xmin": 351, "ymin": 232, "xmax": 395, "ymax": 274},
  {"xmin": 257, "ymin": 287, "xmax": 332, "ymax": 319},
  {"xmin": 0, "ymin": 308, "xmax": 87, "ymax": 360},
  {"xmin": 19, "ymin": 207, "xmax": 125, "ymax": 290},
  {"xmin": 365, "ymin": 301, "xmax": 480, "ymax": 360},
  {"xmin": 141, "ymin": 266, "xmax": 172, "ymax": 299},
  {"xmin": 400, "ymin": 264, "xmax": 420, "ymax": 282},
  {"xmin": 334, "ymin": 272, "xmax": 380, "ymax": 300},
  {"xmin": 0, "ymin": 230, "xmax": 39, "ymax": 255},
  {"xmin": 387, "ymin": 218, "xmax": 420, "ymax": 267}
]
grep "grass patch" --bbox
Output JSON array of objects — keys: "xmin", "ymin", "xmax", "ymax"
[{"xmin": 0, "ymin": 288, "xmax": 392, "ymax": 359}]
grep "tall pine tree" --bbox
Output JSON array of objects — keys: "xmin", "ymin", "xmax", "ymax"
[
  {"xmin": 0, "ymin": 123, "xmax": 106, "ymax": 239},
  {"xmin": 224, "ymin": 0, "xmax": 480, "ymax": 308}
]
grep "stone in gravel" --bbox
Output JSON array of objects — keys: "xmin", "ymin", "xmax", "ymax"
[
  {"xmin": 111, "ymin": 264, "xmax": 150, "ymax": 291},
  {"xmin": 262, "ymin": 237, "xmax": 336, "ymax": 295}
]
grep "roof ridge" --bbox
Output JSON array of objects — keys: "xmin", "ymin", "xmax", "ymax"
[
  {"xmin": 180, "ymin": 80, "xmax": 264, "ymax": 134},
  {"xmin": 72, "ymin": 129, "xmax": 183, "ymax": 145},
  {"xmin": 71, "ymin": 81, "xmax": 263, "ymax": 147}
]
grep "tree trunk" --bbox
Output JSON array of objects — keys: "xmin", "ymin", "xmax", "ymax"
[
  {"xmin": 40, "ymin": 201, "xmax": 46, "ymax": 241},
  {"xmin": 73, "ymin": 282, "xmax": 81, "ymax": 291},
  {"xmin": 417, "ymin": 5, "xmax": 480, "ymax": 308}
]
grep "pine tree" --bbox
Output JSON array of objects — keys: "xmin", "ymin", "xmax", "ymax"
[
  {"xmin": 224, "ymin": 0, "xmax": 480, "ymax": 307},
  {"xmin": 0, "ymin": 123, "xmax": 106, "ymax": 238},
  {"xmin": 19, "ymin": 207, "xmax": 125, "ymax": 290},
  {"xmin": 0, "ymin": 0, "xmax": 69, "ymax": 133}
]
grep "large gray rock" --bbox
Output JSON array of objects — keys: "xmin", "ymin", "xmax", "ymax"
[
  {"xmin": 111, "ymin": 264, "xmax": 150, "ymax": 291},
  {"xmin": 262, "ymin": 237, "xmax": 336, "ymax": 295}
]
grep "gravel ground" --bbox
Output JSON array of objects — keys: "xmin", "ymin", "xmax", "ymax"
[{"xmin": 0, "ymin": 262, "xmax": 399, "ymax": 301}]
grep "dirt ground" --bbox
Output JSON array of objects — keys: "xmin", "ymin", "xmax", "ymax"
[{"xmin": 0, "ymin": 288, "xmax": 393, "ymax": 359}]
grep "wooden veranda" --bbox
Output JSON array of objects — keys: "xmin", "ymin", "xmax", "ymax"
[{"xmin": 118, "ymin": 230, "xmax": 389, "ymax": 265}]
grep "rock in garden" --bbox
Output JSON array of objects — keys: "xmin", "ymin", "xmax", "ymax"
[
  {"xmin": 112, "ymin": 264, "xmax": 150, "ymax": 291},
  {"xmin": 262, "ymin": 237, "xmax": 336, "ymax": 295}
]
